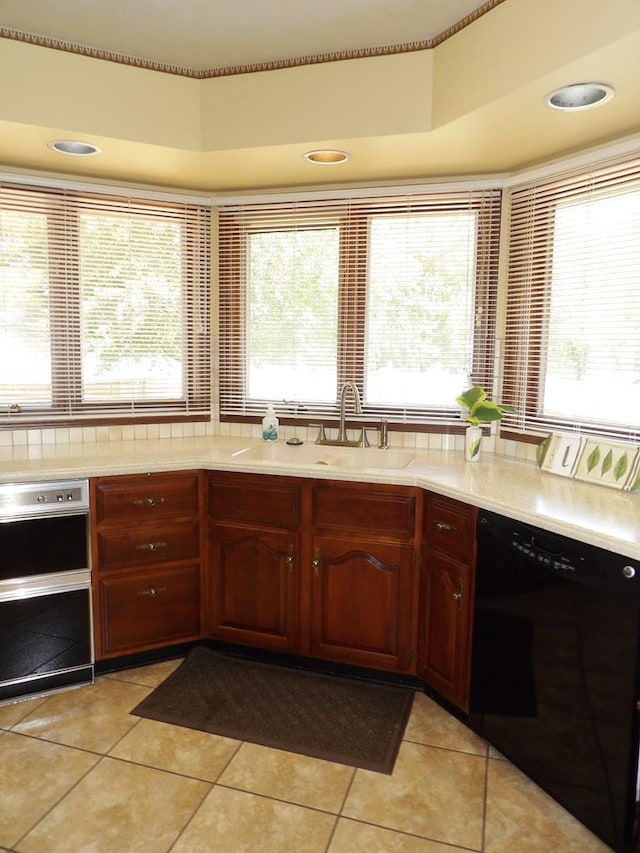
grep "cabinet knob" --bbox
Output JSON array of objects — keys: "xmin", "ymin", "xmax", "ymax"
[
  {"xmin": 312, "ymin": 549, "xmax": 321, "ymax": 577},
  {"xmin": 136, "ymin": 541, "xmax": 167, "ymax": 552},
  {"xmin": 435, "ymin": 520, "xmax": 457, "ymax": 532},
  {"xmin": 137, "ymin": 586, "xmax": 167, "ymax": 598}
]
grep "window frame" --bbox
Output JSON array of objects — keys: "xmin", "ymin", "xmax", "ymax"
[
  {"xmin": 218, "ymin": 190, "xmax": 501, "ymax": 429},
  {"xmin": 0, "ymin": 182, "xmax": 211, "ymax": 428},
  {"xmin": 501, "ymin": 155, "xmax": 640, "ymax": 444}
]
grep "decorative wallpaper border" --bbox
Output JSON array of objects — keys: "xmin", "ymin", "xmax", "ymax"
[{"xmin": 0, "ymin": 0, "xmax": 506, "ymax": 79}]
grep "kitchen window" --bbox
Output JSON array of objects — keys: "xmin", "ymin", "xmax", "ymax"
[
  {"xmin": 502, "ymin": 154, "xmax": 640, "ymax": 443},
  {"xmin": 218, "ymin": 189, "xmax": 501, "ymax": 427},
  {"xmin": 0, "ymin": 182, "xmax": 211, "ymax": 426}
]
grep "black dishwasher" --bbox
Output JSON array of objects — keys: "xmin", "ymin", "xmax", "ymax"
[{"xmin": 469, "ymin": 510, "xmax": 640, "ymax": 852}]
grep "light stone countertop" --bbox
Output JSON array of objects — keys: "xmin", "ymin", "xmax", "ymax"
[{"xmin": 1, "ymin": 435, "xmax": 639, "ymax": 561}]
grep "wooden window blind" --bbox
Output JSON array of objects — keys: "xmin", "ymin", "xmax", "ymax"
[
  {"xmin": 502, "ymin": 153, "xmax": 640, "ymax": 443},
  {"xmin": 218, "ymin": 188, "xmax": 501, "ymax": 427},
  {"xmin": 0, "ymin": 181, "xmax": 211, "ymax": 426}
]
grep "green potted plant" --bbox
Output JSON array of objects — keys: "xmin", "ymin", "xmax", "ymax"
[{"xmin": 456, "ymin": 386, "xmax": 516, "ymax": 461}]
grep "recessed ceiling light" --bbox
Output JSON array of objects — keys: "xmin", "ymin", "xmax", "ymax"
[
  {"xmin": 303, "ymin": 149, "xmax": 351, "ymax": 165},
  {"xmin": 545, "ymin": 83, "xmax": 614, "ymax": 111},
  {"xmin": 48, "ymin": 140, "xmax": 102, "ymax": 157}
]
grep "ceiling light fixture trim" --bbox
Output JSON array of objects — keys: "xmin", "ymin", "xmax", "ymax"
[
  {"xmin": 303, "ymin": 149, "xmax": 351, "ymax": 165},
  {"xmin": 48, "ymin": 140, "xmax": 102, "ymax": 157},
  {"xmin": 545, "ymin": 83, "xmax": 615, "ymax": 112}
]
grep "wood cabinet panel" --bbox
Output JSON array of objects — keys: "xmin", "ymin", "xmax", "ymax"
[
  {"xmin": 209, "ymin": 523, "xmax": 298, "ymax": 651},
  {"xmin": 94, "ymin": 472, "xmax": 199, "ymax": 525},
  {"xmin": 419, "ymin": 553, "xmax": 472, "ymax": 708},
  {"xmin": 309, "ymin": 535, "xmax": 416, "ymax": 672},
  {"xmin": 312, "ymin": 481, "xmax": 418, "ymax": 540},
  {"xmin": 208, "ymin": 472, "xmax": 300, "ymax": 527},
  {"xmin": 98, "ymin": 564, "xmax": 201, "ymax": 655},
  {"xmin": 96, "ymin": 520, "xmax": 200, "ymax": 572}
]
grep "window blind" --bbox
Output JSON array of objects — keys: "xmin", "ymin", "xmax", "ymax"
[
  {"xmin": 502, "ymin": 153, "xmax": 640, "ymax": 443},
  {"xmin": 218, "ymin": 188, "xmax": 501, "ymax": 427},
  {"xmin": 0, "ymin": 181, "xmax": 211, "ymax": 425}
]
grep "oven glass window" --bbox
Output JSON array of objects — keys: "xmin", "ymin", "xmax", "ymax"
[{"xmin": 0, "ymin": 515, "xmax": 88, "ymax": 581}]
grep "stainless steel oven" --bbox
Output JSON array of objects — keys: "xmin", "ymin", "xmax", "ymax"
[{"xmin": 0, "ymin": 479, "xmax": 93, "ymax": 704}]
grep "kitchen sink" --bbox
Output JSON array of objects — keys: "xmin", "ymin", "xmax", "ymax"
[
  {"xmin": 325, "ymin": 449, "xmax": 415, "ymax": 470},
  {"xmin": 232, "ymin": 443, "xmax": 415, "ymax": 470},
  {"xmin": 232, "ymin": 443, "xmax": 335, "ymax": 465}
]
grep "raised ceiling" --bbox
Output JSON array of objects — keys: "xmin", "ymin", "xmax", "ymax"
[
  {"xmin": 0, "ymin": 0, "xmax": 639, "ymax": 194},
  {"xmin": 0, "ymin": 0, "xmax": 499, "ymax": 75}
]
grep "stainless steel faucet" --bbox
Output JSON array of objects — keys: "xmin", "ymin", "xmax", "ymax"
[
  {"xmin": 337, "ymin": 381, "xmax": 362, "ymax": 442},
  {"xmin": 313, "ymin": 381, "xmax": 369, "ymax": 447}
]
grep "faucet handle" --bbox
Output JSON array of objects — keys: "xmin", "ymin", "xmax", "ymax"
[
  {"xmin": 358, "ymin": 427, "xmax": 370, "ymax": 448},
  {"xmin": 309, "ymin": 423, "xmax": 327, "ymax": 444}
]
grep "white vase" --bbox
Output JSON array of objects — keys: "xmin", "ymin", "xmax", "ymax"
[{"xmin": 465, "ymin": 425, "xmax": 482, "ymax": 461}]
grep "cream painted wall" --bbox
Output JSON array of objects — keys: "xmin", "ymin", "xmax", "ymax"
[
  {"xmin": 199, "ymin": 51, "xmax": 433, "ymax": 150},
  {"xmin": 0, "ymin": 39, "xmax": 202, "ymax": 150},
  {"xmin": 432, "ymin": 0, "xmax": 640, "ymax": 127},
  {"xmin": 0, "ymin": 37, "xmax": 433, "ymax": 155}
]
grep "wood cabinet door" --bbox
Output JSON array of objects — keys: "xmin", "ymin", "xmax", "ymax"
[
  {"xmin": 208, "ymin": 523, "xmax": 298, "ymax": 652},
  {"xmin": 418, "ymin": 552, "xmax": 472, "ymax": 711},
  {"xmin": 309, "ymin": 535, "xmax": 416, "ymax": 672}
]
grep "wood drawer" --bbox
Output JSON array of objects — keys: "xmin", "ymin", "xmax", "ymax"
[
  {"xmin": 93, "ymin": 472, "xmax": 199, "ymax": 524},
  {"xmin": 425, "ymin": 495, "xmax": 476, "ymax": 562},
  {"xmin": 96, "ymin": 520, "xmax": 200, "ymax": 572},
  {"xmin": 208, "ymin": 472, "xmax": 300, "ymax": 527},
  {"xmin": 312, "ymin": 481, "xmax": 418, "ymax": 540},
  {"xmin": 98, "ymin": 564, "xmax": 201, "ymax": 655}
]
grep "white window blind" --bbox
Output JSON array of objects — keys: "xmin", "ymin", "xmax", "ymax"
[
  {"xmin": 0, "ymin": 182, "xmax": 211, "ymax": 425},
  {"xmin": 502, "ymin": 154, "xmax": 640, "ymax": 443},
  {"xmin": 218, "ymin": 189, "xmax": 501, "ymax": 426}
]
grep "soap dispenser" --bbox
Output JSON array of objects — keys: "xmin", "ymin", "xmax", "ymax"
[{"xmin": 262, "ymin": 404, "xmax": 279, "ymax": 441}]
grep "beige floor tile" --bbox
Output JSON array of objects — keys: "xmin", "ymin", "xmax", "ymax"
[
  {"xmin": 404, "ymin": 693, "xmax": 487, "ymax": 756},
  {"xmin": 343, "ymin": 740, "xmax": 486, "ymax": 849},
  {"xmin": 172, "ymin": 785, "xmax": 336, "ymax": 853},
  {"xmin": 0, "ymin": 732, "xmax": 99, "ymax": 850},
  {"xmin": 11, "ymin": 677, "xmax": 151, "ymax": 753},
  {"xmin": 219, "ymin": 741, "xmax": 355, "ymax": 812},
  {"xmin": 110, "ymin": 717, "xmax": 241, "ymax": 781},
  {"xmin": 18, "ymin": 755, "xmax": 209, "ymax": 853},
  {"xmin": 329, "ymin": 818, "xmax": 475, "ymax": 852},
  {"xmin": 0, "ymin": 694, "xmax": 48, "ymax": 730},
  {"xmin": 103, "ymin": 657, "xmax": 183, "ymax": 688},
  {"xmin": 484, "ymin": 758, "xmax": 613, "ymax": 853}
]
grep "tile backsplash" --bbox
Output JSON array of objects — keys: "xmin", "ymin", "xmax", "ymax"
[{"xmin": 0, "ymin": 419, "xmax": 538, "ymax": 463}]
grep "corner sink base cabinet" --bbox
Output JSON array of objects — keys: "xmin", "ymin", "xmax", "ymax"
[{"xmin": 206, "ymin": 473, "xmax": 421, "ymax": 675}]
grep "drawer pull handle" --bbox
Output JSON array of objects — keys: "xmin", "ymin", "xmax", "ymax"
[
  {"xmin": 133, "ymin": 497, "xmax": 166, "ymax": 508},
  {"xmin": 136, "ymin": 541, "xmax": 168, "ymax": 552},
  {"xmin": 435, "ymin": 520, "xmax": 457, "ymax": 532},
  {"xmin": 137, "ymin": 586, "xmax": 167, "ymax": 598}
]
